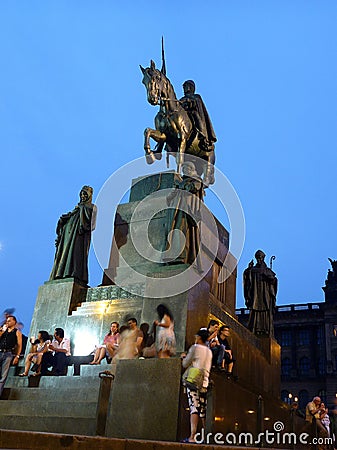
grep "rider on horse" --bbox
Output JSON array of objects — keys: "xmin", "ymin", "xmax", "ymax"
[
  {"xmin": 141, "ymin": 58, "xmax": 217, "ymax": 186},
  {"xmin": 180, "ymin": 80, "xmax": 217, "ymax": 154}
]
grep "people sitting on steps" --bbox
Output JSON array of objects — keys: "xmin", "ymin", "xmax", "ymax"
[
  {"xmin": 113, "ymin": 318, "xmax": 143, "ymax": 361},
  {"xmin": 217, "ymin": 325, "xmax": 235, "ymax": 378},
  {"xmin": 90, "ymin": 322, "xmax": 120, "ymax": 365},
  {"xmin": 207, "ymin": 319, "xmax": 236, "ymax": 379},
  {"xmin": 41, "ymin": 327, "xmax": 71, "ymax": 376},
  {"xmin": 19, "ymin": 330, "xmax": 50, "ymax": 377},
  {"xmin": 207, "ymin": 319, "xmax": 219, "ymax": 350}
]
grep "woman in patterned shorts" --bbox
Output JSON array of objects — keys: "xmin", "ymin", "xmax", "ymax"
[{"xmin": 181, "ymin": 328, "xmax": 212, "ymax": 443}]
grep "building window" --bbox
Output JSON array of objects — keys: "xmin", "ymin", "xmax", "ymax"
[
  {"xmin": 280, "ymin": 330, "xmax": 292, "ymax": 347},
  {"xmin": 281, "ymin": 390, "xmax": 290, "ymax": 403},
  {"xmin": 299, "ymin": 357, "xmax": 310, "ymax": 376},
  {"xmin": 317, "ymin": 326, "xmax": 324, "ymax": 345},
  {"xmin": 211, "ymin": 263, "xmax": 226, "ymax": 304},
  {"xmin": 318, "ymin": 389, "xmax": 326, "ymax": 404},
  {"xmin": 318, "ymin": 358, "xmax": 326, "ymax": 375},
  {"xmin": 298, "ymin": 390, "xmax": 309, "ymax": 410},
  {"xmin": 298, "ymin": 330, "xmax": 310, "ymax": 346},
  {"xmin": 281, "ymin": 358, "xmax": 292, "ymax": 377}
]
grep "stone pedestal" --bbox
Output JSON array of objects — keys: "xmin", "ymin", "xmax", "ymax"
[
  {"xmin": 106, "ymin": 358, "xmax": 181, "ymax": 440},
  {"xmin": 28, "ymin": 278, "xmax": 87, "ymax": 349},
  {"xmin": 102, "ymin": 170, "xmax": 237, "ymax": 333},
  {"xmin": 23, "ymin": 170, "xmax": 282, "ymax": 442}
]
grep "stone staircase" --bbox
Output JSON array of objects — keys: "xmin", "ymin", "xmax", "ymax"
[
  {"xmin": 0, "ymin": 359, "xmax": 297, "ymax": 447},
  {"xmin": 0, "ymin": 364, "xmax": 113, "ymax": 436},
  {"xmin": 71, "ymin": 297, "xmax": 142, "ymax": 317}
]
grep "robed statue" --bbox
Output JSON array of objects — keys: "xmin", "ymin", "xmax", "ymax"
[
  {"xmin": 243, "ymin": 250, "xmax": 277, "ymax": 336},
  {"xmin": 163, "ymin": 162, "xmax": 204, "ymax": 272},
  {"xmin": 49, "ymin": 186, "xmax": 96, "ymax": 285},
  {"xmin": 327, "ymin": 258, "xmax": 337, "ymax": 282}
]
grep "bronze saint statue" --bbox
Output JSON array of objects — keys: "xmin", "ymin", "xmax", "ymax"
[
  {"xmin": 180, "ymin": 80, "xmax": 217, "ymax": 154},
  {"xmin": 323, "ymin": 258, "xmax": 337, "ymax": 303},
  {"xmin": 328, "ymin": 257, "xmax": 337, "ymax": 273},
  {"xmin": 49, "ymin": 186, "xmax": 96, "ymax": 285},
  {"xmin": 163, "ymin": 162, "xmax": 204, "ymax": 271},
  {"xmin": 326, "ymin": 258, "xmax": 337, "ymax": 283},
  {"xmin": 243, "ymin": 250, "xmax": 277, "ymax": 336},
  {"xmin": 140, "ymin": 45, "xmax": 216, "ymax": 186}
]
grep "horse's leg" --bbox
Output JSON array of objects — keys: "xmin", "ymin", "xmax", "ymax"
[
  {"xmin": 144, "ymin": 128, "xmax": 166, "ymax": 164},
  {"xmin": 154, "ymin": 141, "xmax": 164, "ymax": 160},
  {"xmin": 174, "ymin": 110, "xmax": 192, "ymax": 174},
  {"xmin": 203, "ymin": 151, "xmax": 215, "ymax": 186},
  {"xmin": 176, "ymin": 138, "xmax": 187, "ymax": 174}
]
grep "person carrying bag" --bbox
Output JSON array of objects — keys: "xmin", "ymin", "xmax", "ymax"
[{"xmin": 181, "ymin": 328, "xmax": 212, "ymax": 443}]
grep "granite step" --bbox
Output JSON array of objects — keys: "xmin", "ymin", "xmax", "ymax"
[
  {"xmin": 0, "ymin": 415, "xmax": 97, "ymax": 436},
  {"xmin": 71, "ymin": 300, "xmax": 110, "ymax": 316},
  {"xmin": 80, "ymin": 363, "xmax": 116, "ymax": 377},
  {"xmin": 12, "ymin": 362, "xmax": 113, "ymax": 378},
  {"xmin": 6, "ymin": 387, "xmax": 99, "ymax": 402},
  {"xmin": 5, "ymin": 374, "xmax": 101, "ymax": 389},
  {"xmin": 0, "ymin": 364, "xmax": 116, "ymax": 437},
  {"xmin": 71, "ymin": 298, "xmax": 143, "ymax": 316},
  {"xmin": 0, "ymin": 400, "xmax": 97, "ymax": 418}
]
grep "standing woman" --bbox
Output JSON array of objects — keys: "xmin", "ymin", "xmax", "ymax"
[
  {"xmin": 154, "ymin": 304, "xmax": 176, "ymax": 359},
  {"xmin": 181, "ymin": 328, "xmax": 212, "ymax": 443}
]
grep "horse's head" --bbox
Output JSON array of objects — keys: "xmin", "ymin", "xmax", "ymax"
[{"xmin": 140, "ymin": 60, "xmax": 168, "ymax": 106}]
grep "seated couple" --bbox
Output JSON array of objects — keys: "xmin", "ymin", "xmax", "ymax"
[
  {"xmin": 20, "ymin": 327, "xmax": 71, "ymax": 377},
  {"xmin": 90, "ymin": 319, "xmax": 144, "ymax": 363}
]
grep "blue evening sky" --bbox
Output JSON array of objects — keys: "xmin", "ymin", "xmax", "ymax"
[{"xmin": 1, "ymin": 1, "xmax": 336, "ymax": 332}]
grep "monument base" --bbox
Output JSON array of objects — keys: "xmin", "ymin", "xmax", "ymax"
[
  {"xmin": 18, "ymin": 170, "xmax": 286, "ymax": 442},
  {"xmin": 106, "ymin": 358, "xmax": 181, "ymax": 440},
  {"xmin": 28, "ymin": 278, "xmax": 87, "ymax": 349}
]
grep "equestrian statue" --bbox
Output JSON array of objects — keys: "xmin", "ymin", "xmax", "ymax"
[{"xmin": 140, "ymin": 44, "xmax": 217, "ymax": 186}]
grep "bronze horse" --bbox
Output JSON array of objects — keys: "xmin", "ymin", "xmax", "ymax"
[{"xmin": 140, "ymin": 60, "xmax": 215, "ymax": 185}]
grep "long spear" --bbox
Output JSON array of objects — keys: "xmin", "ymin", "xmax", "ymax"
[{"xmin": 161, "ymin": 36, "xmax": 166, "ymax": 76}]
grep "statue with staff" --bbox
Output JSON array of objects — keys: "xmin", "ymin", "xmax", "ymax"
[{"xmin": 243, "ymin": 250, "xmax": 277, "ymax": 336}]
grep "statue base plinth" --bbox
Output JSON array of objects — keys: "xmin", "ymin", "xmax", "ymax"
[{"xmin": 23, "ymin": 170, "xmax": 283, "ymax": 441}]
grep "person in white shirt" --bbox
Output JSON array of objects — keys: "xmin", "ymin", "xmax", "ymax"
[
  {"xmin": 181, "ymin": 328, "xmax": 212, "ymax": 443},
  {"xmin": 46, "ymin": 328, "xmax": 71, "ymax": 376}
]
